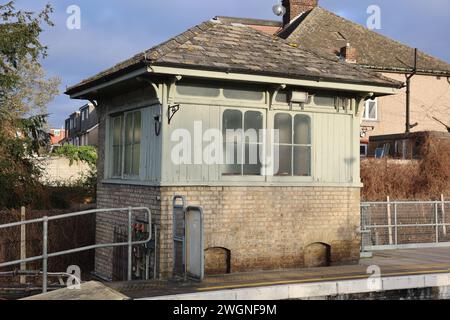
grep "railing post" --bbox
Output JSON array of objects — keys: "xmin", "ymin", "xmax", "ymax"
[
  {"xmin": 387, "ymin": 196, "xmax": 393, "ymax": 245},
  {"xmin": 435, "ymin": 202, "xmax": 439, "ymax": 243},
  {"xmin": 394, "ymin": 203, "xmax": 398, "ymax": 245},
  {"xmin": 42, "ymin": 216, "xmax": 48, "ymax": 293},
  {"xmin": 442, "ymin": 194, "xmax": 447, "ymax": 236},
  {"xmin": 20, "ymin": 206, "xmax": 27, "ymax": 285},
  {"xmin": 127, "ymin": 207, "xmax": 132, "ymax": 281}
]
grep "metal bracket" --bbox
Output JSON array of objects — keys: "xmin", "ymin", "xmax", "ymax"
[
  {"xmin": 168, "ymin": 104, "xmax": 180, "ymax": 125},
  {"xmin": 270, "ymin": 84, "xmax": 287, "ymax": 110}
]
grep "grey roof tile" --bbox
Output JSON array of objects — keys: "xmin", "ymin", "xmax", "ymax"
[
  {"xmin": 282, "ymin": 7, "xmax": 450, "ymax": 75},
  {"xmin": 67, "ymin": 18, "xmax": 402, "ymax": 95}
]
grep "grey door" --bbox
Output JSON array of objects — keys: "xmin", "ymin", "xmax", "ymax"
[{"xmin": 185, "ymin": 206, "xmax": 204, "ymax": 281}]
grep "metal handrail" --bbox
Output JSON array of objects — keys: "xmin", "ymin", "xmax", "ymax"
[
  {"xmin": 0, "ymin": 207, "xmax": 152, "ymax": 293},
  {"xmin": 362, "ymin": 200, "xmax": 450, "ymax": 205}
]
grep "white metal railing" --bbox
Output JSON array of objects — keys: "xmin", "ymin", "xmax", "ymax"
[
  {"xmin": 0, "ymin": 207, "xmax": 151, "ymax": 293},
  {"xmin": 361, "ymin": 200, "xmax": 450, "ymax": 251}
]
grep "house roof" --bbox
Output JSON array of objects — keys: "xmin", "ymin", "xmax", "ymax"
[
  {"xmin": 281, "ymin": 7, "xmax": 450, "ymax": 76},
  {"xmin": 66, "ymin": 18, "xmax": 402, "ymax": 96}
]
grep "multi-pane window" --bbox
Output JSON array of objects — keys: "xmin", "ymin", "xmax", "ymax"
[
  {"xmin": 110, "ymin": 110, "xmax": 141, "ymax": 178},
  {"xmin": 364, "ymin": 98, "xmax": 378, "ymax": 121},
  {"xmin": 273, "ymin": 113, "xmax": 311, "ymax": 177},
  {"xmin": 222, "ymin": 109, "xmax": 263, "ymax": 176}
]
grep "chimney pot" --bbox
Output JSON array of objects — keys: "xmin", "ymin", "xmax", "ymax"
[
  {"xmin": 282, "ymin": 0, "xmax": 318, "ymax": 26},
  {"xmin": 340, "ymin": 43, "xmax": 357, "ymax": 64}
]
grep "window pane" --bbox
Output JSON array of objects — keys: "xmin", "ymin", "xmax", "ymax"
[
  {"xmin": 223, "ymin": 87, "xmax": 264, "ymax": 101},
  {"xmin": 132, "ymin": 144, "xmax": 140, "ymax": 176},
  {"xmin": 314, "ymin": 95, "xmax": 335, "ymax": 107},
  {"xmin": 243, "ymin": 143, "xmax": 261, "ymax": 175},
  {"xmin": 125, "ymin": 114, "xmax": 133, "ymax": 144},
  {"xmin": 368, "ymin": 101, "xmax": 377, "ymax": 119},
  {"xmin": 244, "ymin": 111, "xmax": 263, "ymax": 144},
  {"xmin": 176, "ymin": 83, "xmax": 220, "ymax": 97},
  {"xmin": 222, "ymin": 143, "xmax": 241, "ymax": 175},
  {"xmin": 275, "ymin": 91, "xmax": 288, "ymax": 103},
  {"xmin": 113, "ymin": 146, "xmax": 121, "ymax": 176},
  {"xmin": 124, "ymin": 145, "xmax": 132, "ymax": 175},
  {"xmin": 294, "ymin": 115, "xmax": 311, "ymax": 145},
  {"xmin": 294, "ymin": 146, "xmax": 311, "ymax": 176},
  {"xmin": 274, "ymin": 113, "xmax": 292, "ymax": 144},
  {"xmin": 275, "ymin": 145, "xmax": 292, "ymax": 176},
  {"xmin": 134, "ymin": 111, "xmax": 141, "ymax": 143},
  {"xmin": 223, "ymin": 110, "xmax": 242, "ymax": 131}
]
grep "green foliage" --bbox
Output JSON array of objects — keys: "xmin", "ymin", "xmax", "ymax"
[
  {"xmin": 0, "ymin": 114, "xmax": 51, "ymax": 208},
  {"xmin": 53, "ymin": 144, "xmax": 98, "ymax": 168},
  {"xmin": 0, "ymin": 2, "xmax": 55, "ymax": 208},
  {"xmin": 0, "ymin": 1, "xmax": 54, "ymax": 107},
  {"xmin": 52, "ymin": 145, "xmax": 98, "ymax": 202}
]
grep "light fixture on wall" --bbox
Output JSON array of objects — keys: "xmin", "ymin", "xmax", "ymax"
[
  {"xmin": 272, "ymin": 1, "xmax": 286, "ymax": 17},
  {"xmin": 290, "ymin": 91, "xmax": 309, "ymax": 104}
]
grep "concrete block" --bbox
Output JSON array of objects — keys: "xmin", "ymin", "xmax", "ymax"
[
  {"xmin": 234, "ymin": 285, "xmax": 290, "ymax": 300},
  {"xmin": 382, "ymin": 275, "xmax": 425, "ymax": 291},
  {"xmin": 288, "ymin": 282, "xmax": 338, "ymax": 299}
]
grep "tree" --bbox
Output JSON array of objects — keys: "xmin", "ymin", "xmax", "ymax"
[
  {"xmin": 3, "ymin": 59, "xmax": 60, "ymax": 119},
  {"xmin": 0, "ymin": 1, "xmax": 54, "ymax": 112},
  {"xmin": 0, "ymin": 2, "xmax": 55, "ymax": 208}
]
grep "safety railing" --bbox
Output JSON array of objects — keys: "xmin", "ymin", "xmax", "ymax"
[
  {"xmin": 0, "ymin": 207, "xmax": 151, "ymax": 293},
  {"xmin": 361, "ymin": 200, "xmax": 450, "ymax": 251}
]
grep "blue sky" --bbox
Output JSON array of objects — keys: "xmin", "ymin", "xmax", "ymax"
[{"xmin": 15, "ymin": 0, "xmax": 450, "ymax": 128}]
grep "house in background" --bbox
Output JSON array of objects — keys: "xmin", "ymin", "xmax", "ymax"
[
  {"xmin": 224, "ymin": 0, "xmax": 450, "ymax": 157},
  {"xmin": 49, "ymin": 128, "xmax": 66, "ymax": 146},
  {"xmin": 64, "ymin": 103, "xmax": 99, "ymax": 147},
  {"xmin": 66, "ymin": 14, "xmax": 401, "ymax": 280}
]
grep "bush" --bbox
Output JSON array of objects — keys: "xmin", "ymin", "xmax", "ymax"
[{"xmin": 361, "ymin": 134, "xmax": 450, "ymax": 201}]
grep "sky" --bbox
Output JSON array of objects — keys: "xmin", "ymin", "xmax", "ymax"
[{"xmin": 15, "ymin": 0, "xmax": 450, "ymax": 128}]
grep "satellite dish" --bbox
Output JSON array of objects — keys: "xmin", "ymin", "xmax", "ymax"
[{"xmin": 272, "ymin": 4, "xmax": 286, "ymax": 17}]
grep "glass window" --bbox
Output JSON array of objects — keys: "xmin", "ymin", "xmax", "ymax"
[
  {"xmin": 110, "ymin": 110, "xmax": 141, "ymax": 178},
  {"xmin": 124, "ymin": 111, "xmax": 141, "ymax": 176},
  {"xmin": 223, "ymin": 87, "xmax": 264, "ymax": 101},
  {"xmin": 111, "ymin": 115, "xmax": 123, "ymax": 177},
  {"xmin": 274, "ymin": 113, "xmax": 311, "ymax": 177},
  {"xmin": 176, "ymin": 83, "xmax": 220, "ymax": 97},
  {"xmin": 364, "ymin": 98, "xmax": 378, "ymax": 120},
  {"xmin": 313, "ymin": 94, "xmax": 336, "ymax": 107},
  {"xmin": 222, "ymin": 109, "xmax": 263, "ymax": 176}
]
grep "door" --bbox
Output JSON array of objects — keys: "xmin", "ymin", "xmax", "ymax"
[{"xmin": 185, "ymin": 206, "xmax": 204, "ymax": 281}]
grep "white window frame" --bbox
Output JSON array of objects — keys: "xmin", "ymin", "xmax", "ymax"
[
  {"xmin": 272, "ymin": 112, "xmax": 312, "ymax": 179},
  {"xmin": 220, "ymin": 107, "xmax": 266, "ymax": 182},
  {"xmin": 363, "ymin": 98, "xmax": 378, "ymax": 121},
  {"xmin": 360, "ymin": 144, "xmax": 368, "ymax": 157},
  {"xmin": 107, "ymin": 107, "xmax": 146, "ymax": 180}
]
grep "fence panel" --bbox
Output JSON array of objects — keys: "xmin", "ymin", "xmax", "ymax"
[{"xmin": 361, "ymin": 200, "xmax": 450, "ymax": 251}]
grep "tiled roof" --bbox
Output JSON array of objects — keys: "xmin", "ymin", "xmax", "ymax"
[
  {"xmin": 281, "ymin": 7, "xmax": 450, "ymax": 75},
  {"xmin": 66, "ymin": 18, "xmax": 402, "ymax": 95}
]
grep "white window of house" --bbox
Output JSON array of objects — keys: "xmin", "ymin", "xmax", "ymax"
[
  {"xmin": 274, "ymin": 113, "xmax": 311, "ymax": 177},
  {"xmin": 53, "ymin": 129, "xmax": 60, "ymax": 137},
  {"xmin": 364, "ymin": 98, "xmax": 378, "ymax": 121},
  {"xmin": 222, "ymin": 109, "xmax": 263, "ymax": 176},
  {"xmin": 110, "ymin": 110, "xmax": 142, "ymax": 178},
  {"xmin": 81, "ymin": 111, "xmax": 85, "ymax": 121},
  {"xmin": 360, "ymin": 144, "xmax": 368, "ymax": 157}
]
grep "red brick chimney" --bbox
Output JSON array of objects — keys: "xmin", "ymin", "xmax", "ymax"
[
  {"xmin": 340, "ymin": 43, "xmax": 357, "ymax": 63},
  {"xmin": 282, "ymin": 0, "xmax": 318, "ymax": 26}
]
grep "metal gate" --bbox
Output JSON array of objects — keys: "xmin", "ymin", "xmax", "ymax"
[
  {"xmin": 172, "ymin": 196, "xmax": 204, "ymax": 281},
  {"xmin": 361, "ymin": 200, "xmax": 450, "ymax": 251},
  {"xmin": 0, "ymin": 207, "xmax": 152, "ymax": 293},
  {"xmin": 185, "ymin": 206, "xmax": 204, "ymax": 281}
]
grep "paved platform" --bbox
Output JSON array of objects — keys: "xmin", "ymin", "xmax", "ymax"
[{"xmin": 107, "ymin": 248, "xmax": 450, "ymax": 299}]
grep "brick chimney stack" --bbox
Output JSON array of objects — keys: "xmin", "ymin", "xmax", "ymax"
[
  {"xmin": 340, "ymin": 43, "xmax": 357, "ymax": 64},
  {"xmin": 282, "ymin": 0, "xmax": 318, "ymax": 26}
]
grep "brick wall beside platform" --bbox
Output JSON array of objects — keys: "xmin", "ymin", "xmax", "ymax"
[{"xmin": 95, "ymin": 184, "xmax": 361, "ymax": 280}]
